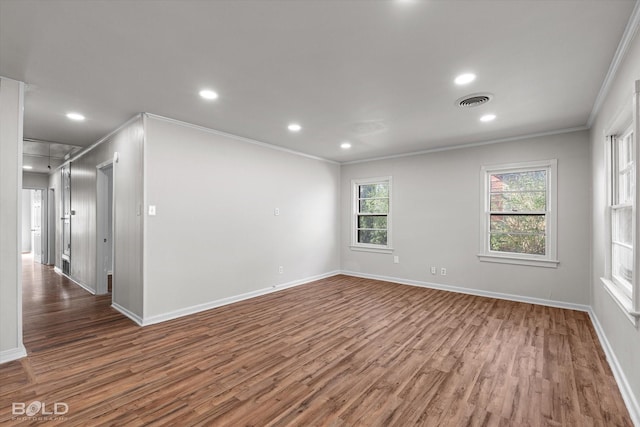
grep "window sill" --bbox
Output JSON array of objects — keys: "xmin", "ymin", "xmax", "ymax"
[
  {"xmin": 477, "ymin": 254, "xmax": 559, "ymax": 268},
  {"xmin": 600, "ymin": 278, "xmax": 639, "ymax": 327},
  {"xmin": 350, "ymin": 245, "xmax": 394, "ymax": 254}
]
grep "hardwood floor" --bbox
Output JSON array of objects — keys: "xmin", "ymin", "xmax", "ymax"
[{"xmin": 0, "ymin": 257, "xmax": 633, "ymax": 426}]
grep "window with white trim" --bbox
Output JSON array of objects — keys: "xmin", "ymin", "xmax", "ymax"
[
  {"xmin": 600, "ymin": 81, "xmax": 640, "ymax": 325},
  {"xmin": 351, "ymin": 177, "xmax": 392, "ymax": 252},
  {"xmin": 478, "ymin": 160, "xmax": 558, "ymax": 268},
  {"xmin": 602, "ymin": 123, "xmax": 640, "ymax": 325},
  {"xmin": 610, "ymin": 128, "xmax": 635, "ymax": 300}
]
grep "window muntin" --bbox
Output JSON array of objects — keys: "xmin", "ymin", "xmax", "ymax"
[{"xmin": 352, "ymin": 177, "xmax": 391, "ymax": 250}]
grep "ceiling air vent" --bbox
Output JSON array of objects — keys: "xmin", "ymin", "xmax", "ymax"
[{"xmin": 456, "ymin": 93, "xmax": 493, "ymax": 108}]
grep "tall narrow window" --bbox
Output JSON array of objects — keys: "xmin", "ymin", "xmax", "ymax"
[
  {"xmin": 600, "ymin": 81, "xmax": 640, "ymax": 325},
  {"xmin": 351, "ymin": 177, "xmax": 392, "ymax": 252},
  {"xmin": 611, "ymin": 128, "xmax": 635, "ymax": 299},
  {"xmin": 479, "ymin": 160, "xmax": 558, "ymax": 267}
]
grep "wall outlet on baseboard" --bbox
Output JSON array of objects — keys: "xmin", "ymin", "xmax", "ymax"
[
  {"xmin": 441, "ymin": 267, "xmax": 447, "ymax": 276},
  {"xmin": 393, "ymin": 256, "xmax": 399, "ymax": 264},
  {"xmin": 430, "ymin": 267, "xmax": 436, "ymax": 275},
  {"xmin": 278, "ymin": 266, "xmax": 283, "ymax": 274}
]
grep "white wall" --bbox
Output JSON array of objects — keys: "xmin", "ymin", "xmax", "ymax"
[
  {"xmin": 22, "ymin": 171, "xmax": 49, "ymax": 189},
  {"xmin": 143, "ymin": 115, "xmax": 341, "ymax": 321},
  {"xmin": 590, "ymin": 23, "xmax": 640, "ymax": 423},
  {"xmin": 341, "ymin": 130, "xmax": 591, "ymax": 306},
  {"xmin": 0, "ymin": 77, "xmax": 25, "ymax": 362}
]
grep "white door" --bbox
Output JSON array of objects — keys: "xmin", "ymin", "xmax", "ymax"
[{"xmin": 31, "ymin": 189, "xmax": 43, "ymax": 263}]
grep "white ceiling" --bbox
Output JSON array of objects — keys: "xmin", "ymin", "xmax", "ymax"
[{"xmin": 0, "ymin": 0, "xmax": 636, "ymax": 163}]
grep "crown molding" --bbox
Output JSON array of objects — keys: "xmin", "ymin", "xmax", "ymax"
[
  {"xmin": 145, "ymin": 113, "xmax": 339, "ymax": 165},
  {"xmin": 341, "ymin": 125, "xmax": 589, "ymax": 165},
  {"xmin": 587, "ymin": 0, "xmax": 640, "ymax": 127}
]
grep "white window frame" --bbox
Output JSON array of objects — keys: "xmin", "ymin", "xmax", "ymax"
[
  {"xmin": 350, "ymin": 176, "xmax": 393, "ymax": 253},
  {"xmin": 478, "ymin": 159, "xmax": 558, "ymax": 268},
  {"xmin": 601, "ymin": 80, "xmax": 640, "ymax": 326}
]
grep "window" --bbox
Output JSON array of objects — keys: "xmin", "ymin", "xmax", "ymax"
[
  {"xmin": 611, "ymin": 128, "xmax": 634, "ymax": 300},
  {"xmin": 478, "ymin": 160, "xmax": 558, "ymax": 267},
  {"xmin": 351, "ymin": 177, "xmax": 392, "ymax": 252},
  {"xmin": 602, "ymin": 117, "xmax": 639, "ymax": 324}
]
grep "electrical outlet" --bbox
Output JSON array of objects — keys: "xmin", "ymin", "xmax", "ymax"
[
  {"xmin": 393, "ymin": 256, "xmax": 399, "ymax": 264},
  {"xmin": 430, "ymin": 267, "xmax": 436, "ymax": 275},
  {"xmin": 441, "ymin": 267, "xmax": 447, "ymax": 276},
  {"xmin": 278, "ymin": 266, "xmax": 283, "ymax": 274},
  {"xmin": 274, "ymin": 208, "xmax": 280, "ymax": 216}
]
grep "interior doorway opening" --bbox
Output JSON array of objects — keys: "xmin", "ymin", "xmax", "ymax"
[
  {"xmin": 96, "ymin": 162, "xmax": 114, "ymax": 296},
  {"xmin": 22, "ymin": 188, "xmax": 47, "ymax": 264}
]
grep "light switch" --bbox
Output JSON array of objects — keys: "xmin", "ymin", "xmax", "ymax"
[{"xmin": 148, "ymin": 205, "xmax": 156, "ymax": 216}]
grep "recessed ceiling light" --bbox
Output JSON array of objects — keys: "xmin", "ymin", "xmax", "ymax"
[
  {"xmin": 23, "ymin": 165, "xmax": 33, "ymax": 170},
  {"xmin": 340, "ymin": 142, "xmax": 352, "ymax": 149},
  {"xmin": 199, "ymin": 89, "xmax": 218, "ymax": 100},
  {"xmin": 66, "ymin": 112, "xmax": 85, "ymax": 121},
  {"xmin": 288, "ymin": 123, "xmax": 302, "ymax": 132},
  {"xmin": 454, "ymin": 73, "xmax": 476, "ymax": 85},
  {"xmin": 480, "ymin": 114, "xmax": 496, "ymax": 122}
]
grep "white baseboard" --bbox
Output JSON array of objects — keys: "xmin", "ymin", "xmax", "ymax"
[
  {"xmin": 589, "ymin": 309, "xmax": 640, "ymax": 427},
  {"xmin": 53, "ymin": 267, "xmax": 96, "ymax": 295},
  {"xmin": 0, "ymin": 345, "xmax": 27, "ymax": 364},
  {"xmin": 111, "ymin": 302, "xmax": 144, "ymax": 326},
  {"xmin": 340, "ymin": 270, "xmax": 591, "ymax": 312},
  {"xmin": 141, "ymin": 270, "xmax": 341, "ymax": 326}
]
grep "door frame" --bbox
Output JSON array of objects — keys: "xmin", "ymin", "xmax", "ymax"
[
  {"xmin": 96, "ymin": 160, "xmax": 114, "ymax": 295},
  {"xmin": 48, "ymin": 188, "xmax": 55, "ymax": 265},
  {"xmin": 23, "ymin": 187, "xmax": 48, "ymax": 264}
]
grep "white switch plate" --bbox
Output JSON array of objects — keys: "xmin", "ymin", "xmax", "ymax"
[
  {"xmin": 274, "ymin": 208, "xmax": 280, "ymax": 216},
  {"xmin": 430, "ymin": 267, "xmax": 436, "ymax": 275},
  {"xmin": 148, "ymin": 205, "xmax": 156, "ymax": 216},
  {"xmin": 393, "ymin": 256, "xmax": 399, "ymax": 264}
]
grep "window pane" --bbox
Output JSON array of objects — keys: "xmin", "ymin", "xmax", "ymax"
[
  {"xmin": 618, "ymin": 170, "xmax": 632, "ymax": 205},
  {"xmin": 490, "ymin": 170, "xmax": 546, "ymax": 192},
  {"xmin": 490, "ymin": 192, "xmax": 546, "ymax": 212},
  {"xmin": 359, "ymin": 198, "xmax": 389, "ymax": 214},
  {"xmin": 612, "ymin": 206, "xmax": 633, "ymax": 245},
  {"xmin": 358, "ymin": 230, "xmax": 388, "ymax": 245},
  {"xmin": 359, "ymin": 183, "xmax": 389, "ymax": 198},
  {"xmin": 490, "ymin": 215, "xmax": 545, "ymax": 234},
  {"xmin": 358, "ymin": 215, "xmax": 387, "ymax": 229},
  {"xmin": 612, "ymin": 243, "xmax": 633, "ymax": 289},
  {"xmin": 616, "ymin": 133, "xmax": 634, "ymax": 204},
  {"xmin": 490, "ymin": 233, "xmax": 545, "ymax": 255}
]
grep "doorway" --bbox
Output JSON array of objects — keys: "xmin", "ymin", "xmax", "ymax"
[
  {"xmin": 22, "ymin": 188, "xmax": 47, "ymax": 263},
  {"xmin": 96, "ymin": 162, "xmax": 114, "ymax": 295}
]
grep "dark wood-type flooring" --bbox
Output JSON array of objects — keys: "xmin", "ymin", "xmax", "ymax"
[{"xmin": 0, "ymin": 257, "xmax": 632, "ymax": 426}]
